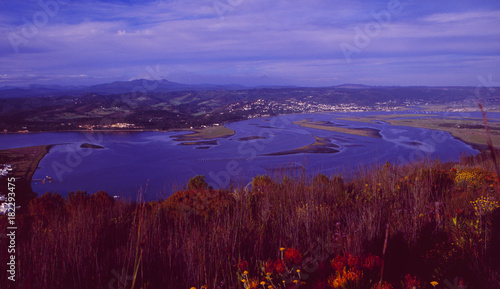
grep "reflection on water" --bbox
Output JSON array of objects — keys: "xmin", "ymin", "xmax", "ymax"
[{"xmin": 0, "ymin": 111, "xmax": 484, "ymax": 200}]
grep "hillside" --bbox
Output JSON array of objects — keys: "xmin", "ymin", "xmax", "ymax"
[
  {"xmin": 1, "ymin": 82, "xmax": 499, "ymax": 133},
  {"xmin": 1, "ymin": 150, "xmax": 499, "ymax": 288}
]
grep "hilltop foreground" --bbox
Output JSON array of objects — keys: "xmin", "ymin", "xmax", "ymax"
[{"xmin": 1, "ymin": 151, "xmax": 500, "ymax": 289}]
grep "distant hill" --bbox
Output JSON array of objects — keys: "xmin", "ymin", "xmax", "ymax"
[{"xmin": 0, "ymin": 79, "xmax": 250, "ymax": 99}]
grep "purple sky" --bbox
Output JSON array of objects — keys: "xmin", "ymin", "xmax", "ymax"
[{"xmin": 1, "ymin": 0, "xmax": 500, "ymax": 87}]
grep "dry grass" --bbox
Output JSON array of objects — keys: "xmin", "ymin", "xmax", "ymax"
[{"xmin": 1, "ymin": 153, "xmax": 500, "ymax": 289}]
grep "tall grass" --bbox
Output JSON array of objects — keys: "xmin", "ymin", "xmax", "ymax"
[{"xmin": 1, "ymin": 154, "xmax": 499, "ymax": 288}]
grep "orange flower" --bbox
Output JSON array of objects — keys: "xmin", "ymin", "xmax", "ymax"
[{"xmin": 331, "ymin": 255, "xmax": 347, "ymax": 272}]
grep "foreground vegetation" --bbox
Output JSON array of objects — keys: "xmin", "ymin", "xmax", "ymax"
[{"xmin": 1, "ymin": 151, "xmax": 500, "ymax": 289}]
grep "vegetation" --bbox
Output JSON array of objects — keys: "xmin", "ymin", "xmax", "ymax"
[
  {"xmin": 0, "ymin": 145, "xmax": 52, "ymax": 206},
  {"xmin": 293, "ymin": 120, "xmax": 382, "ymax": 139},
  {"xmin": 1, "ymin": 85, "xmax": 497, "ymax": 133},
  {"xmin": 340, "ymin": 115, "xmax": 500, "ymax": 149},
  {"xmin": 1, "ymin": 150, "xmax": 500, "ymax": 288}
]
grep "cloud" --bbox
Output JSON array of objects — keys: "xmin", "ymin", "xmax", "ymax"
[{"xmin": 0, "ymin": 0, "xmax": 499, "ymax": 86}]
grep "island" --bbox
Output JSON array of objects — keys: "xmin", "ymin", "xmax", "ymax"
[
  {"xmin": 293, "ymin": 119, "xmax": 382, "ymax": 138},
  {"xmin": 80, "ymin": 143, "xmax": 105, "ymax": 149},
  {"xmin": 262, "ymin": 136, "xmax": 339, "ymax": 156}
]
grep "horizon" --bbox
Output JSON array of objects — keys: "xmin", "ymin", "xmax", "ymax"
[
  {"xmin": 2, "ymin": 78, "xmax": 499, "ymax": 90},
  {"xmin": 1, "ymin": 0, "xmax": 500, "ymax": 87}
]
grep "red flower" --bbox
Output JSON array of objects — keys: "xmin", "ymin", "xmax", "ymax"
[
  {"xmin": 274, "ymin": 259, "xmax": 285, "ymax": 274},
  {"xmin": 263, "ymin": 259, "xmax": 274, "ymax": 274},
  {"xmin": 404, "ymin": 274, "xmax": 421, "ymax": 289},
  {"xmin": 238, "ymin": 260, "xmax": 248, "ymax": 271},
  {"xmin": 361, "ymin": 254, "xmax": 381, "ymax": 270},
  {"xmin": 285, "ymin": 248, "xmax": 302, "ymax": 265},
  {"xmin": 331, "ymin": 255, "xmax": 347, "ymax": 272},
  {"xmin": 347, "ymin": 253, "xmax": 359, "ymax": 269}
]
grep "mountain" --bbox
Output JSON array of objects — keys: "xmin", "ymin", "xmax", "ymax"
[{"xmin": 0, "ymin": 79, "xmax": 251, "ymax": 99}]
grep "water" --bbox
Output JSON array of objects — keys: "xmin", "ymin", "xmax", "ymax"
[{"xmin": 0, "ymin": 111, "xmax": 486, "ymax": 200}]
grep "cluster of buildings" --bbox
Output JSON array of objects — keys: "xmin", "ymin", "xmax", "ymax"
[
  {"xmin": 78, "ymin": 122, "xmax": 140, "ymax": 130},
  {"xmin": 225, "ymin": 98, "xmax": 375, "ymax": 117}
]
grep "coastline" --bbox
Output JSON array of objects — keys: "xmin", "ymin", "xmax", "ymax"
[{"xmin": 0, "ymin": 144, "xmax": 54, "ymax": 204}]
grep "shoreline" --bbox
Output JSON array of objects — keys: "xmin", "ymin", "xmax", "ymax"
[{"xmin": 0, "ymin": 144, "xmax": 54, "ymax": 204}]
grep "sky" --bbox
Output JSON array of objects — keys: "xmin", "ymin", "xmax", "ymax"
[{"xmin": 1, "ymin": 0, "xmax": 500, "ymax": 87}]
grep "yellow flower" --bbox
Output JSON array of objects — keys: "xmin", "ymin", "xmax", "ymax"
[
  {"xmin": 260, "ymin": 281, "xmax": 265, "ymax": 285},
  {"xmin": 296, "ymin": 269, "xmax": 301, "ymax": 273},
  {"xmin": 190, "ymin": 287, "xmax": 196, "ymax": 289},
  {"xmin": 293, "ymin": 280, "xmax": 299, "ymax": 283},
  {"xmin": 431, "ymin": 281, "xmax": 438, "ymax": 287},
  {"xmin": 280, "ymin": 247, "xmax": 285, "ymax": 251},
  {"xmin": 242, "ymin": 279, "xmax": 247, "ymax": 283},
  {"xmin": 243, "ymin": 271, "xmax": 249, "ymax": 275}
]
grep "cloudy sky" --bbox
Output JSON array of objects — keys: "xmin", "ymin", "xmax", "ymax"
[{"xmin": 1, "ymin": 0, "xmax": 500, "ymax": 87}]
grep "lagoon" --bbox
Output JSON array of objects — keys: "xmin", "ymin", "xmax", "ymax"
[{"xmin": 0, "ymin": 111, "xmax": 486, "ymax": 200}]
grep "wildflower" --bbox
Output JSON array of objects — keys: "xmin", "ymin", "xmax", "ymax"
[
  {"xmin": 362, "ymin": 254, "xmax": 382, "ymax": 270},
  {"xmin": 373, "ymin": 281, "xmax": 393, "ymax": 289},
  {"xmin": 346, "ymin": 253, "xmax": 359, "ymax": 269},
  {"xmin": 274, "ymin": 260, "xmax": 285, "ymax": 274},
  {"xmin": 331, "ymin": 255, "xmax": 347, "ymax": 271},
  {"xmin": 260, "ymin": 281, "xmax": 266, "ymax": 286},
  {"xmin": 190, "ymin": 287, "xmax": 196, "ymax": 289},
  {"xmin": 243, "ymin": 271, "xmax": 249, "ymax": 275},
  {"xmin": 403, "ymin": 274, "xmax": 421, "ymax": 289},
  {"xmin": 280, "ymin": 247, "xmax": 286, "ymax": 251},
  {"xmin": 285, "ymin": 248, "xmax": 302, "ymax": 265},
  {"xmin": 471, "ymin": 195, "xmax": 499, "ymax": 217},
  {"xmin": 430, "ymin": 281, "xmax": 438, "ymax": 288}
]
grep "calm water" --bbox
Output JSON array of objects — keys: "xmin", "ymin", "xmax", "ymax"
[{"xmin": 0, "ymin": 111, "xmax": 488, "ymax": 200}]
